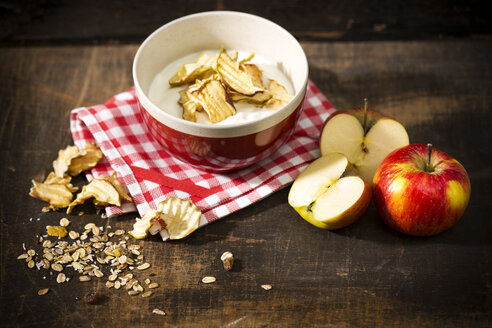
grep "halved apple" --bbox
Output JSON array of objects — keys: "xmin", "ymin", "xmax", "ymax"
[
  {"xmin": 288, "ymin": 153, "xmax": 372, "ymax": 230},
  {"xmin": 320, "ymin": 101, "xmax": 409, "ymax": 184}
]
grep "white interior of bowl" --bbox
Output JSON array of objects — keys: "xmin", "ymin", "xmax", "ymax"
[{"xmin": 133, "ymin": 11, "xmax": 308, "ymax": 138}]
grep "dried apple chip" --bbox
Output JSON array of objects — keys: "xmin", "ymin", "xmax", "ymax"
[
  {"xmin": 99, "ymin": 172, "xmax": 132, "ymax": 202},
  {"xmin": 44, "ymin": 172, "xmax": 78, "ymax": 193},
  {"xmin": 189, "ymin": 79, "xmax": 236, "ymax": 123},
  {"xmin": 229, "ymin": 90, "xmax": 272, "ymax": 106},
  {"xmin": 53, "ymin": 145, "xmax": 80, "ymax": 178},
  {"xmin": 68, "ymin": 143, "xmax": 103, "ymax": 176},
  {"xmin": 29, "ymin": 180, "xmax": 73, "ymax": 209},
  {"xmin": 169, "ymin": 63, "xmax": 214, "ymax": 87},
  {"xmin": 179, "ymin": 90, "xmax": 202, "ymax": 122},
  {"xmin": 238, "ymin": 52, "xmax": 255, "ymax": 65},
  {"xmin": 196, "ymin": 53, "xmax": 220, "ymax": 68},
  {"xmin": 266, "ymin": 79, "xmax": 294, "ymax": 108},
  {"xmin": 216, "ymin": 48, "xmax": 263, "ymax": 96},
  {"xmin": 67, "ymin": 179, "xmax": 120, "ymax": 214},
  {"xmin": 157, "ymin": 197, "xmax": 201, "ymax": 240},
  {"xmin": 128, "ymin": 209, "xmax": 161, "ymax": 239},
  {"xmin": 242, "ymin": 64, "xmax": 264, "ymax": 88}
]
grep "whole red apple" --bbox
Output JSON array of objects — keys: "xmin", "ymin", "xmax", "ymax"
[{"xmin": 373, "ymin": 144, "xmax": 471, "ymax": 236}]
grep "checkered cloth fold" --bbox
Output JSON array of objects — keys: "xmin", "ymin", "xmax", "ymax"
[{"xmin": 70, "ymin": 80, "xmax": 335, "ymax": 240}]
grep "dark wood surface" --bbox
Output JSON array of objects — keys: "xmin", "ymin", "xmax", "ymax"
[{"xmin": 1, "ymin": 2, "xmax": 492, "ymax": 327}]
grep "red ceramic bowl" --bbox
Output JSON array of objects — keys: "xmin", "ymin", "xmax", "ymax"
[{"xmin": 133, "ymin": 11, "xmax": 308, "ymax": 171}]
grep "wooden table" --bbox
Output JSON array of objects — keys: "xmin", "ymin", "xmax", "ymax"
[{"xmin": 1, "ymin": 2, "xmax": 491, "ymax": 327}]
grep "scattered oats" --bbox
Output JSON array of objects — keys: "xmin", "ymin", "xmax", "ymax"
[
  {"xmin": 202, "ymin": 276, "xmax": 216, "ymax": 284},
  {"xmin": 79, "ymin": 275, "xmax": 91, "ymax": 282},
  {"xmin": 148, "ymin": 282, "xmax": 159, "ymax": 289},
  {"xmin": 27, "ymin": 260, "xmax": 35, "ymax": 268},
  {"xmin": 93, "ymin": 242, "xmax": 103, "ymax": 250},
  {"xmin": 80, "ymin": 234, "xmax": 88, "ymax": 241},
  {"xmin": 152, "ymin": 309, "xmax": 166, "ymax": 316},
  {"xmin": 92, "ymin": 226, "xmax": 100, "ymax": 236},
  {"xmin": 78, "ymin": 211, "xmax": 84, "ymax": 216},
  {"xmin": 56, "ymin": 273, "xmax": 66, "ymax": 283},
  {"xmin": 72, "ymin": 262, "xmax": 84, "ymax": 271},
  {"xmin": 41, "ymin": 259, "xmax": 50, "ymax": 269},
  {"xmin": 59, "ymin": 218, "xmax": 70, "ymax": 227},
  {"xmin": 69, "ymin": 231, "xmax": 79, "ymax": 239},
  {"xmin": 84, "ymin": 223, "xmax": 96, "ymax": 230},
  {"xmin": 114, "ymin": 229, "xmax": 125, "ymax": 236},
  {"xmin": 144, "ymin": 278, "xmax": 150, "ymax": 285},
  {"xmin": 94, "ymin": 270, "xmax": 104, "ymax": 278},
  {"xmin": 118, "ymin": 255, "xmax": 127, "ymax": 265},
  {"xmin": 114, "ymin": 281, "xmax": 121, "ymax": 289},
  {"xmin": 37, "ymin": 288, "xmax": 50, "ymax": 296},
  {"xmin": 108, "ymin": 274, "xmax": 118, "ymax": 281},
  {"xmin": 108, "ymin": 232, "xmax": 115, "ymax": 237},
  {"xmin": 221, "ymin": 251, "xmax": 234, "ymax": 271},
  {"xmin": 17, "ymin": 254, "xmax": 28, "ymax": 260},
  {"xmin": 22, "ymin": 243, "xmax": 26, "ymax": 250},
  {"xmin": 62, "ymin": 253, "xmax": 73, "ymax": 263},
  {"xmin": 125, "ymin": 279, "xmax": 137, "ymax": 290},
  {"xmin": 106, "ymin": 281, "xmax": 114, "ymax": 288},
  {"xmin": 131, "ymin": 249, "xmax": 140, "ymax": 256},
  {"xmin": 128, "ymin": 290, "xmax": 139, "ymax": 296},
  {"xmin": 137, "ymin": 263, "xmax": 150, "ymax": 271},
  {"xmin": 141, "ymin": 291, "xmax": 152, "ymax": 298},
  {"xmin": 261, "ymin": 284, "xmax": 272, "ymax": 290},
  {"xmin": 72, "ymin": 251, "xmax": 80, "ymax": 262}
]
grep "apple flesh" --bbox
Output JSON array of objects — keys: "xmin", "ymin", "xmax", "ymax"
[
  {"xmin": 320, "ymin": 106, "xmax": 409, "ymax": 184},
  {"xmin": 373, "ymin": 144, "xmax": 471, "ymax": 236},
  {"xmin": 288, "ymin": 153, "xmax": 372, "ymax": 230}
]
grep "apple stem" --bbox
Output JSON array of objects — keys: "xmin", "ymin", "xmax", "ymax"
[
  {"xmin": 426, "ymin": 143, "xmax": 433, "ymax": 172},
  {"xmin": 363, "ymin": 98, "xmax": 368, "ymax": 134}
]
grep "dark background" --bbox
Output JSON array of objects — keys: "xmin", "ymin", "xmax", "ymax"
[
  {"xmin": 1, "ymin": 1, "xmax": 491, "ymax": 327},
  {"xmin": 1, "ymin": 0, "xmax": 491, "ymax": 44}
]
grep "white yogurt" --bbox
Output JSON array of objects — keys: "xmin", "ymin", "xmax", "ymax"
[{"xmin": 148, "ymin": 50, "xmax": 294, "ymax": 125}]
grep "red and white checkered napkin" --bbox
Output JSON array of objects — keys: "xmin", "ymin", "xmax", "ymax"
[{"xmin": 70, "ymin": 80, "xmax": 335, "ymax": 240}]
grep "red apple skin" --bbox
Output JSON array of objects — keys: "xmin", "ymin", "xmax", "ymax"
[{"xmin": 373, "ymin": 144, "xmax": 471, "ymax": 236}]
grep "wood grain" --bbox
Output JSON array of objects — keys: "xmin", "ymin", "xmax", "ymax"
[
  {"xmin": 1, "ymin": 0, "xmax": 491, "ymax": 45},
  {"xmin": 1, "ymin": 41, "xmax": 491, "ymax": 327}
]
